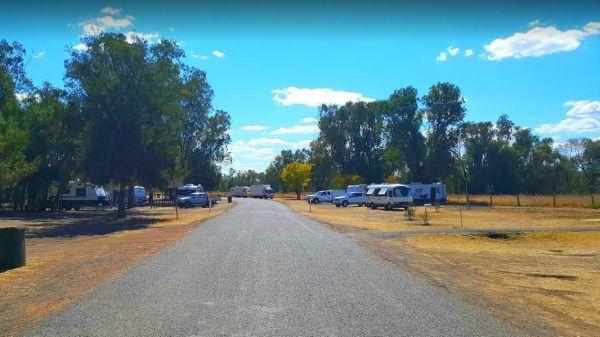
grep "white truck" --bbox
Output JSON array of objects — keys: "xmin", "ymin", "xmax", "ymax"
[
  {"xmin": 230, "ymin": 186, "xmax": 250, "ymax": 198},
  {"xmin": 250, "ymin": 184, "xmax": 275, "ymax": 199},
  {"xmin": 60, "ymin": 182, "xmax": 109, "ymax": 210},
  {"xmin": 365, "ymin": 183, "xmax": 413, "ymax": 210},
  {"xmin": 307, "ymin": 189, "xmax": 345, "ymax": 204},
  {"xmin": 408, "ymin": 182, "xmax": 446, "ymax": 205}
]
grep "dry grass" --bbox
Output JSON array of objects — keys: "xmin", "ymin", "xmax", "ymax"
[
  {"xmin": 0, "ymin": 203, "xmax": 234, "ymax": 337},
  {"xmin": 281, "ymin": 199, "xmax": 600, "ymax": 232},
  {"xmin": 449, "ymin": 194, "xmax": 600, "ymax": 208},
  {"xmin": 387, "ymin": 232, "xmax": 600, "ymax": 337}
]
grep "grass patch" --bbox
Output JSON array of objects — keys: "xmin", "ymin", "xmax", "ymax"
[{"xmin": 479, "ymin": 232, "xmax": 523, "ymax": 240}]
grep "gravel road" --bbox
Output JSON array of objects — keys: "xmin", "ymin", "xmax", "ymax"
[{"xmin": 23, "ymin": 198, "xmax": 525, "ymax": 337}]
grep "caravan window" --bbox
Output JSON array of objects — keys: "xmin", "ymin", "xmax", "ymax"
[
  {"xmin": 366, "ymin": 188, "xmax": 376, "ymax": 196},
  {"xmin": 377, "ymin": 188, "xmax": 388, "ymax": 195},
  {"xmin": 393, "ymin": 186, "xmax": 410, "ymax": 197}
]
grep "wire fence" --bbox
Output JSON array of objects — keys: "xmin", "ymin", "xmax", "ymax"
[{"xmin": 448, "ymin": 194, "xmax": 600, "ymax": 208}]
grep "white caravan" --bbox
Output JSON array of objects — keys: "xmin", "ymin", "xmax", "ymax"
[
  {"xmin": 365, "ymin": 183, "xmax": 413, "ymax": 210},
  {"xmin": 408, "ymin": 183, "xmax": 446, "ymax": 205},
  {"xmin": 177, "ymin": 183, "xmax": 204, "ymax": 196},
  {"xmin": 60, "ymin": 181, "xmax": 108, "ymax": 210},
  {"xmin": 230, "ymin": 186, "xmax": 250, "ymax": 198},
  {"xmin": 306, "ymin": 189, "xmax": 345, "ymax": 204},
  {"xmin": 346, "ymin": 184, "xmax": 368, "ymax": 193},
  {"xmin": 250, "ymin": 184, "xmax": 275, "ymax": 199}
]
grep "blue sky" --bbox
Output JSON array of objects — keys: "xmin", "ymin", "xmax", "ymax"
[{"xmin": 2, "ymin": 0, "xmax": 600, "ymax": 171}]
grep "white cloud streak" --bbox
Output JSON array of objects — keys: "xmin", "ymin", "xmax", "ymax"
[
  {"xmin": 212, "ymin": 50, "xmax": 225, "ymax": 58},
  {"xmin": 241, "ymin": 125, "xmax": 269, "ymax": 131},
  {"xmin": 536, "ymin": 100, "xmax": 600, "ymax": 134},
  {"xmin": 101, "ymin": 6, "xmax": 121, "ymax": 15},
  {"xmin": 484, "ymin": 22, "xmax": 600, "ymax": 61},
  {"xmin": 272, "ymin": 87, "xmax": 374, "ymax": 107},
  {"xmin": 270, "ymin": 124, "xmax": 319, "ymax": 135},
  {"xmin": 301, "ymin": 117, "xmax": 318, "ymax": 124},
  {"xmin": 33, "ymin": 51, "xmax": 46, "ymax": 59}
]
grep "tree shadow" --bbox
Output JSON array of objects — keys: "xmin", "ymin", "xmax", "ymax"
[{"xmin": 0, "ymin": 208, "xmax": 164, "ymax": 239}]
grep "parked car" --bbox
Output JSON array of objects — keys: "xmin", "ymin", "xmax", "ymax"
[
  {"xmin": 230, "ymin": 186, "xmax": 250, "ymax": 198},
  {"xmin": 177, "ymin": 192, "xmax": 216, "ymax": 208},
  {"xmin": 408, "ymin": 182, "xmax": 446, "ymax": 205},
  {"xmin": 59, "ymin": 181, "xmax": 108, "ymax": 210},
  {"xmin": 250, "ymin": 184, "xmax": 275, "ymax": 199},
  {"xmin": 333, "ymin": 192, "xmax": 366, "ymax": 207},
  {"xmin": 307, "ymin": 189, "xmax": 345, "ymax": 204},
  {"xmin": 366, "ymin": 184, "xmax": 412, "ymax": 210}
]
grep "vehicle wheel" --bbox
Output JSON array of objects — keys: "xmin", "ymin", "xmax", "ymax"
[
  {"xmin": 185, "ymin": 201, "xmax": 191, "ymax": 208},
  {"xmin": 385, "ymin": 203, "xmax": 391, "ymax": 210},
  {"xmin": 335, "ymin": 204, "xmax": 341, "ymax": 208},
  {"xmin": 342, "ymin": 200, "xmax": 349, "ymax": 207},
  {"xmin": 313, "ymin": 198, "xmax": 320, "ymax": 204},
  {"xmin": 370, "ymin": 203, "xmax": 376, "ymax": 209},
  {"xmin": 74, "ymin": 206, "xmax": 80, "ymax": 211}
]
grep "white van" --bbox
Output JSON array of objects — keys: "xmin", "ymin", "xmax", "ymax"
[
  {"xmin": 250, "ymin": 184, "xmax": 275, "ymax": 199},
  {"xmin": 366, "ymin": 184, "xmax": 412, "ymax": 210},
  {"xmin": 230, "ymin": 186, "xmax": 250, "ymax": 198},
  {"xmin": 177, "ymin": 184, "xmax": 204, "ymax": 196}
]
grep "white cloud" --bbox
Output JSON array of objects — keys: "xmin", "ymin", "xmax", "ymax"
[
  {"xmin": 537, "ymin": 118, "xmax": 600, "ymax": 134},
  {"xmin": 536, "ymin": 100, "xmax": 600, "ymax": 135},
  {"xmin": 270, "ymin": 124, "xmax": 319, "ymax": 135},
  {"xmin": 447, "ymin": 46, "xmax": 460, "ymax": 56},
  {"xmin": 293, "ymin": 140, "xmax": 312, "ymax": 149},
  {"xmin": 436, "ymin": 51, "xmax": 447, "ymax": 62},
  {"xmin": 301, "ymin": 117, "xmax": 318, "ymax": 124},
  {"xmin": 484, "ymin": 22, "xmax": 600, "ymax": 61},
  {"xmin": 464, "ymin": 49, "xmax": 474, "ymax": 57},
  {"xmin": 228, "ymin": 140, "xmax": 277, "ymax": 163},
  {"xmin": 97, "ymin": 15, "xmax": 134, "ymax": 29},
  {"xmin": 241, "ymin": 125, "xmax": 268, "ymax": 131},
  {"xmin": 272, "ymin": 87, "xmax": 374, "ymax": 107},
  {"xmin": 125, "ymin": 31, "xmax": 159, "ymax": 43},
  {"xmin": 81, "ymin": 22, "xmax": 104, "ymax": 36},
  {"xmin": 246, "ymin": 138, "xmax": 289, "ymax": 146},
  {"xmin": 212, "ymin": 50, "xmax": 225, "ymax": 58},
  {"xmin": 101, "ymin": 6, "xmax": 121, "ymax": 15},
  {"xmin": 14, "ymin": 93, "xmax": 28, "ymax": 102},
  {"xmin": 73, "ymin": 43, "xmax": 88, "ymax": 51},
  {"xmin": 564, "ymin": 100, "xmax": 600, "ymax": 119},
  {"xmin": 33, "ymin": 51, "xmax": 46, "ymax": 59},
  {"xmin": 169, "ymin": 27, "xmax": 176, "ymax": 32}
]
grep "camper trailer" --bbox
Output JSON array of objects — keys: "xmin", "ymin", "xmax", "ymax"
[
  {"xmin": 177, "ymin": 184, "xmax": 204, "ymax": 196},
  {"xmin": 408, "ymin": 183, "xmax": 446, "ymax": 205},
  {"xmin": 346, "ymin": 184, "xmax": 368, "ymax": 194},
  {"xmin": 60, "ymin": 182, "xmax": 108, "ymax": 210},
  {"xmin": 365, "ymin": 183, "xmax": 412, "ymax": 210},
  {"xmin": 230, "ymin": 186, "xmax": 250, "ymax": 198}
]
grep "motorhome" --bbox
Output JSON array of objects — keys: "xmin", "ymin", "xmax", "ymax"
[
  {"xmin": 230, "ymin": 186, "xmax": 250, "ymax": 198},
  {"xmin": 365, "ymin": 183, "xmax": 412, "ymax": 210},
  {"xmin": 346, "ymin": 184, "xmax": 368, "ymax": 194},
  {"xmin": 306, "ymin": 189, "xmax": 345, "ymax": 204},
  {"xmin": 177, "ymin": 184, "xmax": 204, "ymax": 196},
  {"xmin": 408, "ymin": 183, "xmax": 446, "ymax": 205},
  {"xmin": 250, "ymin": 184, "xmax": 275, "ymax": 199},
  {"xmin": 60, "ymin": 182, "xmax": 108, "ymax": 210}
]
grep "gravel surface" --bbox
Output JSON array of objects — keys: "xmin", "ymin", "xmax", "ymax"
[{"xmin": 22, "ymin": 198, "xmax": 525, "ymax": 337}]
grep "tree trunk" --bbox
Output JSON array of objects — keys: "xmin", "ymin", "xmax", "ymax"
[
  {"xmin": 127, "ymin": 183, "xmax": 135, "ymax": 209},
  {"xmin": 117, "ymin": 182, "xmax": 127, "ymax": 218},
  {"xmin": 296, "ymin": 190, "xmax": 300, "ymax": 200}
]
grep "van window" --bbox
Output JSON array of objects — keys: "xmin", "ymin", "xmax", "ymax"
[
  {"xmin": 394, "ymin": 186, "xmax": 410, "ymax": 197},
  {"xmin": 378, "ymin": 188, "xmax": 388, "ymax": 195},
  {"xmin": 366, "ymin": 188, "xmax": 375, "ymax": 195}
]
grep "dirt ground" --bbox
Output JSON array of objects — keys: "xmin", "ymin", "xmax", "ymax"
[
  {"xmin": 0, "ymin": 202, "xmax": 234, "ymax": 337},
  {"xmin": 281, "ymin": 199, "xmax": 600, "ymax": 232},
  {"xmin": 280, "ymin": 200, "xmax": 600, "ymax": 336}
]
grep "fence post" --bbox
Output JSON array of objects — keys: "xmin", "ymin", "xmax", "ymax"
[
  {"xmin": 593, "ymin": 195, "xmax": 596, "ymax": 206},
  {"xmin": 489, "ymin": 194, "xmax": 493, "ymax": 206},
  {"xmin": 553, "ymin": 193, "xmax": 556, "ymax": 208},
  {"xmin": 459, "ymin": 207, "xmax": 464, "ymax": 229},
  {"xmin": 517, "ymin": 194, "xmax": 521, "ymax": 207}
]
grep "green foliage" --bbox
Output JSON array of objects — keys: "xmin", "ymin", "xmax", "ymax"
[
  {"xmin": 331, "ymin": 173, "xmax": 363, "ymax": 189},
  {"xmin": 281, "ymin": 162, "xmax": 313, "ymax": 199},
  {"xmin": 265, "ymin": 149, "xmax": 309, "ymax": 192}
]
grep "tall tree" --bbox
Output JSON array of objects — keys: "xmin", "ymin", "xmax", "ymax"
[
  {"xmin": 422, "ymin": 82, "xmax": 466, "ymax": 182},
  {"xmin": 281, "ymin": 162, "xmax": 313, "ymax": 200},
  {"xmin": 265, "ymin": 149, "xmax": 309, "ymax": 192},
  {"xmin": 66, "ymin": 34, "xmax": 186, "ymax": 217}
]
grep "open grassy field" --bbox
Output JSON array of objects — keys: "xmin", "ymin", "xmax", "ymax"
[
  {"xmin": 0, "ymin": 203, "xmax": 234, "ymax": 337},
  {"xmin": 448, "ymin": 194, "xmax": 600, "ymax": 208},
  {"xmin": 385, "ymin": 232, "xmax": 600, "ymax": 337},
  {"xmin": 281, "ymin": 199, "xmax": 600, "ymax": 232},
  {"xmin": 280, "ymin": 199, "xmax": 600, "ymax": 336}
]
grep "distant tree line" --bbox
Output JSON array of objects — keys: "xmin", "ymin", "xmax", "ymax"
[
  {"xmin": 226, "ymin": 83, "xmax": 599, "ymax": 195},
  {"xmin": 0, "ymin": 36, "xmax": 231, "ymax": 216}
]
